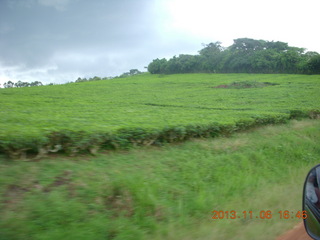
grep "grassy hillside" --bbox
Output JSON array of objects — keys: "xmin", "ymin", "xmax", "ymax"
[
  {"xmin": 0, "ymin": 73, "xmax": 319, "ymax": 158},
  {"xmin": 1, "ymin": 119, "xmax": 319, "ymax": 240},
  {"xmin": 1, "ymin": 73, "xmax": 319, "ymax": 239}
]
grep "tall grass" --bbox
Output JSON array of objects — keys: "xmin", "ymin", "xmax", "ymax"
[{"xmin": 0, "ymin": 119, "xmax": 319, "ymax": 240}]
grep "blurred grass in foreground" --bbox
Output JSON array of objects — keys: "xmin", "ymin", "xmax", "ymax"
[{"xmin": 0, "ymin": 119, "xmax": 319, "ymax": 240}]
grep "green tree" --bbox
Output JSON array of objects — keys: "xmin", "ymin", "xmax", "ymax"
[
  {"xmin": 148, "ymin": 58, "xmax": 168, "ymax": 74},
  {"xmin": 4, "ymin": 81, "xmax": 14, "ymax": 88},
  {"xmin": 249, "ymin": 49, "xmax": 278, "ymax": 73},
  {"xmin": 198, "ymin": 42, "xmax": 224, "ymax": 72},
  {"xmin": 30, "ymin": 81, "xmax": 43, "ymax": 87},
  {"xmin": 129, "ymin": 69, "xmax": 141, "ymax": 75},
  {"xmin": 307, "ymin": 54, "xmax": 320, "ymax": 74},
  {"xmin": 147, "ymin": 38, "xmax": 318, "ymax": 75}
]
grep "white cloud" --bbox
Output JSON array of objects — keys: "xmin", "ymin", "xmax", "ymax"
[
  {"xmin": 161, "ymin": 0, "xmax": 320, "ymax": 52},
  {"xmin": 0, "ymin": 63, "xmax": 60, "ymax": 85}
]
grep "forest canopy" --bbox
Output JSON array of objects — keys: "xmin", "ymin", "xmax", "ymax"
[{"xmin": 147, "ymin": 38, "xmax": 320, "ymax": 74}]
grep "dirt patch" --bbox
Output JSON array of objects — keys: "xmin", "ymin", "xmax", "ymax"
[
  {"xmin": 291, "ymin": 120, "xmax": 318, "ymax": 130},
  {"xmin": 276, "ymin": 222, "xmax": 312, "ymax": 240},
  {"xmin": 2, "ymin": 184, "xmax": 29, "ymax": 208},
  {"xmin": 42, "ymin": 170, "xmax": 77, "ymax": 197},
  {"xmin": 214, "ymin": 81, "xmax": 279, "ymax": 89},
  {"xmin": 195, "ymin": 137, "xmax": 249, "ymax": 152},
  {"xmin": 214, "ymin": 84, "xmax": 229, "ymax": 88},
  {"xmin": 105, "ymin": 189, "xmax": 135, "ymax": 217},
  {"xmin": 43, "ymin": 170, "xmax": 73, "ymax": 192},
  {"xmin": 2, "ymin": 170, "xmax": 77, "ymax": 209}
]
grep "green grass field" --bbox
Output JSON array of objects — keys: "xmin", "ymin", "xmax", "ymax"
[
  {"xmin": 0, "ymin": 73, "xmax": 319, "ymax": 158},
  {"xmin": 0, "ymin": 119, "xmax": 319, "ymax": 240},
  {"xmin": 1, "ymin": 73, "xmax": 320, "ymax": 239}
]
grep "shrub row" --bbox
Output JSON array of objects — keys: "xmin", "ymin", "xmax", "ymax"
[{"xmin": 1, "ymin": 110, "xmax": 319, "ymax": 160}]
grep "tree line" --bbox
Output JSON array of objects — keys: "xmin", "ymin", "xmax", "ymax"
[
  {"xmin": 74, "ymin": 69, "xmax": 142, "ymax": 83},
  {"xmin": 2, "ymin": 80, "xmax": 43, "ymax": 88},
  {"xmin": 1, "ymin": 69, "xmax": 143, "ymax": 88},
  {"xmin": 148, "ymin": 38, "xmax": 320, "ymax": 74}
]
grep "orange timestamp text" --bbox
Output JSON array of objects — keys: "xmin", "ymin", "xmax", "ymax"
[{"xmin": 211, "ymin": 210, "xmax": 308, "ymax": 220}]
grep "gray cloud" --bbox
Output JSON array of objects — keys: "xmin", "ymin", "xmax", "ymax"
[
  {"xmin": 0, "ymin": 0, "xmax": 202, "ymax": 84},
  {"xmin": 1, "ymin": 0, "xmax": 156, "ymax": 64},
  {"xmin": 0, "ymin": 1, "xmax": 145, "ymax": 83},
  {"xmin": 37, "ymin": 0, "xmax": 72, "ymax": 11}
]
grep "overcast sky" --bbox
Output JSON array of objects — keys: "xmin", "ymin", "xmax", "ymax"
[{"xmin": 1, "ymin": 0, "xmax": 320, "ymax": 85}]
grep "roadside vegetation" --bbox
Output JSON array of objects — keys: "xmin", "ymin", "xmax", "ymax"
[{"xmin": 1, "ymin": 119, "xmax": 319, "ymax": 240}]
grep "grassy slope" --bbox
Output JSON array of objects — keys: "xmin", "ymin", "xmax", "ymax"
[
  {"xmin": 1, "ymin": 119, "xmax": 319, "ymax": 240},
  {"xmin": 1, "ymin": 73, "xmax": 319, "ymax": 157},
  {"xmin": 1, "ymin": 73, "xmax": 319, "ymax": 134}
]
